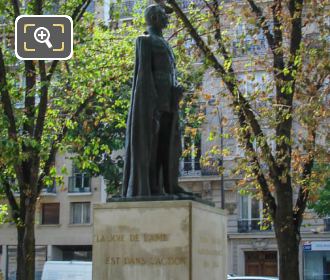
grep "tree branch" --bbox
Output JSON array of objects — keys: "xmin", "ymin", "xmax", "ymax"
[
  {"xmin": 246, "ymin": 0, "xmax": 275, "ymax": 53},
  {"xmin": 36, "ymin": 0, "xmax": 94, "ymax": 141},
  {"xmin": 11, "ymin": 0, "xmax": 20, "ymax": 18},
  {"xmin": 23, "ymin": 61, "xmax": 36, "ymax": 136},
  {"xmin": 45, "ymin": 0, "xmax": 93, "ymax": 81},
  {"xmin": 34, "ymin": 0, "xmax": 43, "ymax": 14},
  {"xmin": 37, "ymin": 92, "xmax": 96, "ymax": 192},
  {"xmin": 271, "ymin": 0, "xmax": 285, "ymax": 73},
  {"xmin": 294, "ymin": 126, "xmax": 316, "ymax": 229},
  {"xmin": 237, "ymin": 109, "xmax": 277, "ymax": 219},
  {"xmin": 34, "ymin": 60, "xmax": 48, "ymax": 141},
  {"xmin": 288, "ymin": 0, "xmax": 303, "ymax": 73},
  {"xmin": 164, "ymin": 0, "xmax": 281, "ymax": 188},
  {"xmin": 74, "ymin": 0, "xmax": 92, "ymax": 25},
  {"xmin": 0, "ymin": 47, "xmax": 17, "ymax": 140},
  {"xmin": 0, "ymin": 177, "xmax": 20, "ymax": 221},
  {"xmin": 247, "ymin": 0, "xmax": 285, "ymax": 74},
  {"xmin": 0, "ymin": 47, "xmax": 25, "ymax": 187},
  {"xmin": 209, "ymin": 0, "xmax": 230, "ymax": 60}
]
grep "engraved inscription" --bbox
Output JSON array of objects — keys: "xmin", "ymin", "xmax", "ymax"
[
  {"xmin": 95, "ymin": 234, "xmax": 125, "ymax": 242},
  {"xmin": 105, "ymin": 256, "xmax": 187, "ymax": 266},
  {"xmin": 94, "ymin": 232, "xmax": 169, "ymax": 243}
]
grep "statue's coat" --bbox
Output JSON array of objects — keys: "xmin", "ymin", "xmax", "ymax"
[
  {"xmin": 122, "ymin": 33, "xmax": 181, "ymax": 197},
  {"xmin": 123, "ymin": 35, "xmax": 156, "ymax": 197}
]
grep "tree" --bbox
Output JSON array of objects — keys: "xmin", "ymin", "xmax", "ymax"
[
  {"xmin": 156, "ymin": 0, "xmax": 329, "ymax": 278},
  {"xmin": 0, "ymin": 1, "xmax": 140, "ymax": 279}
]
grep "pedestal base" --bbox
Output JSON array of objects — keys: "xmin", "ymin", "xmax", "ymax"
[{"xmin": 92, "ymin": 200, "xmax": 227, "ymax": 280}]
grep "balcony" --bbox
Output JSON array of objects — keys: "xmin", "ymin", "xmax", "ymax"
[
  {"xmin": 237, "ymin": 219, "xmax": 272, "ymax": 233},
  {"xmin": 232, "ymin": 38, "xmax": 267, "ymax": 57},
  {"xmin": 180, "ymin": 0, "xmax": 205, "ymax": 9},
  {"xmin": 201, "ymin": 166, "xmax": 219, "ymax": 176},
  {"xmin": 111, "ymin": 1, "xmax": 136, "ymax": 18},
  {"xmin": 201, "ymin": 158, "xmax": 222, "ymax": 176},
  {"xmin": 324, "ymin": 218, "xmax": 330, "ymax": 232},
  {"xmin": 180, "ymin": 161, "xmax": 201, "ymax": 176},
  {"xmin": 110, "ymin": 0, "xmax": 214, "ymax": 18},
  {"xmin": 180, "ymin": 158, "xmax": 223, "ymax": 177},
  {"xmin": 41, "ymin": 185, "xmax": 56, "ymax": 195},
  {"xmin": 68, "ymin": 175, "xmax": 91, "ymax": 193},
  {"xmin": 180, "ymin": 0, "xmax": 241, "ymax": 10}
]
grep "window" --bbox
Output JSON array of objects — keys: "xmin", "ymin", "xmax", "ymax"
[
  {"xmin": 232, "ymin": 24, "xmax": 268, "ymax": 57},
  {"xmin": 324, "ymin": 217, "xmax": 330, "ymax": 232},
  {"xmin": 180, "ymin": 136, "xmax": 201, "ymax": 176},
  {"xmin": 304, "ymin": 250, "xmax": 330, "ymax": 280},
  {"xmin": 70, "ymin": 202, "xmax": 91, "ymax": 224},
  {"xmin": 238, "ymin": 195, "xmax": 270, "ymax": 232},
  {"xmin": 41, "ymin": 203, "xmax": 60, "ymax": 225},
  {"xmin": 68, "ymin": 164, "xmax": 91, "ymax": 193}
]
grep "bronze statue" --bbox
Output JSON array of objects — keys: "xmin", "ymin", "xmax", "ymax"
[{"xmin": 122, "ymin": 4, "xmax": 186, "ymax": 197}]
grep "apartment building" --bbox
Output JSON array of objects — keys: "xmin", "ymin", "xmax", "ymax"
[
  {"xmin": 0, "ymin": 152, "xmax": 107, "ymax": 279},
  {"xmin": 177, "ymin": 2, "xmax": 329, "ymax": 279},
  {"xmin": 179, "ymin": 67, "xmax": 330, "ymax": 277}
]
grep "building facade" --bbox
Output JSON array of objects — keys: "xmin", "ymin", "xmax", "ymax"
[{"xmin": 0, "ymin": 153, "xmax": 107, "ymax": 279}]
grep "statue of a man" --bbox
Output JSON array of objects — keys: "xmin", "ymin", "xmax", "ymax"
[{"xmin": 122, "ymin": 4, "xmax": 185, "ymax": 197}]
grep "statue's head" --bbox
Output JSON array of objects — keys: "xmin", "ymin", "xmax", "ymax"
[{"xmin": 145, "ymin": 4, "xmax": 169, "ymax": 29}]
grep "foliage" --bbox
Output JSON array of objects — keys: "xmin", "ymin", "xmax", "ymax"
[
  {"xmin": 68, "ymin": 2, "xmax": 203, "ymax": 193},
  {"xmin": 0, "ymin": 203, "xmax": 9, "ymax": 224},
  {"xmin": 309, "ymin": 178, "xmax": 330, "ymax": 217},
  {"xmin": 161, "ymin": 0, "xmax": 329, "ymax": 215},
  {"xmin": 58, "ymin": 16, "xmax": 139, "ymax": 186},
  {"xmin": 158, "ymin": 0, "xmax": 329, "ymax": 278},
  {"xmin": 0, "ymin": 0, "xmax": 143, "ymax": 279},
  {"xmin": 308, "ymin": 164, "xmax": 330, "ymax": 217}
]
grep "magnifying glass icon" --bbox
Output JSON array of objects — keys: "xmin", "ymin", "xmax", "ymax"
[{"xmin": 34, "ymin": 27, "xmax": 53, "ymax": 49}]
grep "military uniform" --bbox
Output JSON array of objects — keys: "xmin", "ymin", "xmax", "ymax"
[{"xmin": 122, "ymin": 27, "xmax": 182, "ymax": 197}]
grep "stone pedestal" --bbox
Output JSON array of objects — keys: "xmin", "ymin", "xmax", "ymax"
[{"xmin": 92, "ymin": 200, "xmax": 227, "ymax": 280}]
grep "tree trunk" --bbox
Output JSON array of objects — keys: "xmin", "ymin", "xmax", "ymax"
[
  {"xmin": 16, "ymin": 199, "xmax": 36, "ymax": 280},
  {"xmin": 23, "ymin": 201, "xmax": 36, "ymax": 280},
  {"xmin": 274, "ymin": 183, "xmax": 301, "ymax": 280},
  {"xmin": 276, "ymin": 229, "xmax": 300, "ymax": 280},
  {"xmin": 16, "ymin": 227, "xmax": 24, "ymax": 280}
]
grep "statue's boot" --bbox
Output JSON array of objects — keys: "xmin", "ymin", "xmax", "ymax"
[{"xmin": 172, "ymin": 185, "xmax": 201, "ymax": 198}]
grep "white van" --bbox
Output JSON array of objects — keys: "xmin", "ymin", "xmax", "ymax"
[{"xmin": 41, "ymin": 261, "xmax": 92, "ymax": 280}]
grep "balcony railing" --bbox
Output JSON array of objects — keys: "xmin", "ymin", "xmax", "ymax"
[
  {"xmin": 201, "ymin": 158, "xmax": 222, "ymax": 176},
  {"xmin": 180, "ymin": 159, "xmax": 223, "ymax": 177},
  {"xmin": 180, "ymin": 0, "xmax": 242, "ymax": 10},
  {"xmin": 180, "ymin": 160, "xmax": 201, "ymax": 176},
  {"xmin": 68, "ymin": 175, "xmax": 91, "ymax": 193},
  {"xmin": 41, "ymin": 185, "xmax": 56, "ymax": 194},
  {"xmin": 232, "ymin": 38, "xmax": 267, "ymax": 57},
  {"xmin": 111, "ymin": 1, "xmax": 136, "ymax": 18},
  {"xmin": 180, "ymin": 0, "xmax": 205, "ymax": 9},
  {"xmin": 201, "ymin": 166, "xmax": 219, "ymax": 176},
  {"xmin": 324, "ymin": 218, "xmax": 330, "ymax": 232},
  {"xmin": 110, "ymin": 0, "xmax": 220, "ymax": 18},
  {"xmin": 237, "ymin": 219, "xmax": 272, "ymax": 233}
]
